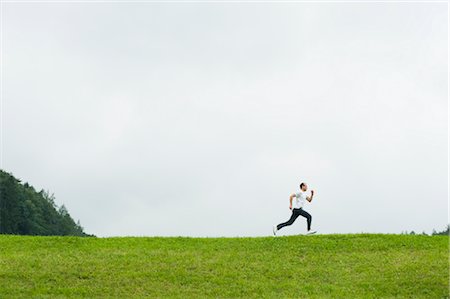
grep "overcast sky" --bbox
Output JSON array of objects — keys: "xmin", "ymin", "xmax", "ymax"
[{"xmin": 2, "ymin": 2, "xmax": 448, "ymax": 237}]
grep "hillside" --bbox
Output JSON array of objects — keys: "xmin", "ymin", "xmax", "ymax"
[
  {"xmin": 0, "ymin": 234, "xmax": 447, "ymax": 298},
  {"xmin": 0, "ymin": 169, "xmax": 92, "ymax": 236}
]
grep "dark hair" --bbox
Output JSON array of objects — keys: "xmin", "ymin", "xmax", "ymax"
[{"xmin": 300, "ymin": 182, "xmax": 306, "ymax": 189}]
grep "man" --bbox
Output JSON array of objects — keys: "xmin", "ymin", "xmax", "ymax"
[{"xmin": 273, "ymin": 182, "xmax": 317, "ymax": 236}]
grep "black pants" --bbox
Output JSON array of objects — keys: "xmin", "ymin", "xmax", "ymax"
[{"xmin": 277, "ymin": 208, "xmax": 312, "ymax": 231}]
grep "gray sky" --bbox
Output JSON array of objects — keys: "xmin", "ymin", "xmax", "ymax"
[{"xmin": 2, "ymin": 2, "xmax": 448, "ymax": 237}]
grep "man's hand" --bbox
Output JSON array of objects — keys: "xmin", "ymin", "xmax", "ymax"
[
  {"xmin": 289, "ymin": 193, "xmax": 295, "ymax": 210},
  {"xmin": 306, "ymin": 190, "xmax": 315, "ymax": 202}
]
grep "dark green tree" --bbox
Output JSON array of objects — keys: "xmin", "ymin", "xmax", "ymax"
[
  {"xmin": 432, "ymin": 225, "xmax": 449, "ymax": 236},
  {"xmin": 0, "ymin": 169, "xmax": 94, "ymax": 237}
]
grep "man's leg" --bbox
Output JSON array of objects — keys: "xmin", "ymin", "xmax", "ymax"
[
  {"xmin": 276, "ymin": 209, "xmax": 300, "ymax": 230},
  {"xmin": 298, "ymin": 208, "xmax": 312, "ymax": 231}
]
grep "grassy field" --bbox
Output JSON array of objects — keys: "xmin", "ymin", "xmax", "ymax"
[{"xmin": 0, "ymin": 234, "xmax": 448, "ymax": 298}]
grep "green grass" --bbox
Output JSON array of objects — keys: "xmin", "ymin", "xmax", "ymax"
[{"xmin": 0, "ymin": 234, "xmax": 448, "ymax": 298}]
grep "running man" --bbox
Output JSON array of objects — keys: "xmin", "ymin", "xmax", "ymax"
[{"xmin": 273, "ymin": 182, "xmax": 317, "ymax": 235}]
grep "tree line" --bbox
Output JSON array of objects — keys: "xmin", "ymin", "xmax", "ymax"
[
  {"xmin": 0, "ymin": 169, "xmax": 94, "ymax": 237},
  {"xmin": 400, "ymin": 225, "xmax": 449, "ymax": 236}
]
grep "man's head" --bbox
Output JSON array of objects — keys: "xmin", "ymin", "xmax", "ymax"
[{"xmin": 300, "ymin": 182, "xmax": 307, "ymax": 191}]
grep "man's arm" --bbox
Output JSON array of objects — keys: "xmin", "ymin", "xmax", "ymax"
[
  {"xmin": 306, "ymin": 190, "xmax": 315, "ymax": 202},
  {"xmin": 289, "ymin": 193, "xmax": 296, "ymax": 210}
]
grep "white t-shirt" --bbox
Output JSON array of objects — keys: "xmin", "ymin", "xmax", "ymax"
[{"xmin": 293, "ymin": 191, "xmax": 308, "ymax": 209}]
